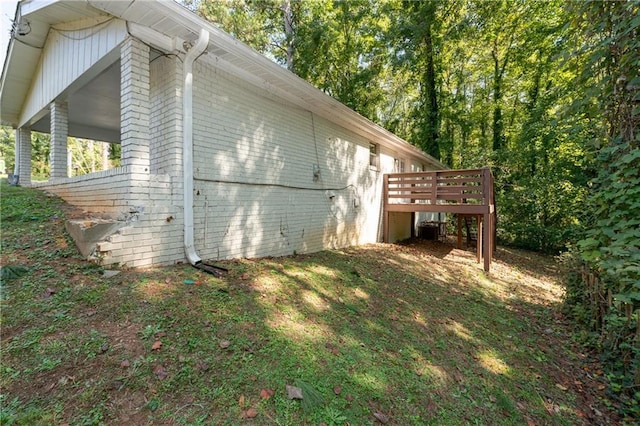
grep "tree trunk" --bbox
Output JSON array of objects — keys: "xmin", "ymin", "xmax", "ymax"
[
  {"xmin": 281, "ymin": 0, "xmax": 294, "ymax": 72},
  {"xmin": 102, "ymin": 142, "xmax": 110, "ymax": 170},
  {"xmin": 423, "ymin": 17, "xmax": 439, "ymax": 159},
  {"xmin": 492, "ymin": 50, "xmax": 503, "ymax": 151}
]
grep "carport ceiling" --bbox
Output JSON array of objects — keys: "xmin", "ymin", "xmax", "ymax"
[{"xmin": 32, "ymin": 60, "xmax": 121, "ymax": 143}]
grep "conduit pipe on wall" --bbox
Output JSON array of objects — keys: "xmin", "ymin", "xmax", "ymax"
[{"xmin": 183, "ymin": 28, "xmax": 209, "ymax": 265}]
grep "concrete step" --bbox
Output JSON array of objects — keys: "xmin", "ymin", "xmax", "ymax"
[{"xmin": 65, "ymin": 218, "xmax": 126, "ymax": 257}]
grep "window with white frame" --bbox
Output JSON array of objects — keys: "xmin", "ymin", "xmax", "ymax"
[{"xmin": 369, "ymin": 142, "xmax": 379, "ymax": 170}]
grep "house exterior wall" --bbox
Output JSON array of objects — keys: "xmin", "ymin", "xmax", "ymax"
[
  {"xmin": 27, "ymin": 32, "xmax": 438, "ymax": 268},
  {"xmin": 190, "ymin": 58, "xmax": 429, "ymax": 260},
  {"xmin": 88, "ymin": 50, "xmax": 185, "ymax": 267},
  {"xmin": 121, "ymin": 37, "xmax": 150, "ymax": 171},
  {"xmin": 32, "ymin": 37, "xmax": 184, "ymax": 268}
]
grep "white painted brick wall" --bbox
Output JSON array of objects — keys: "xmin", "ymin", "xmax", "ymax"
[
  {"xmin": 33, "ymin": 35, "xmax": 435, "ymax": 268},
  {"xmin": 121, "ymin": 37, "xmax": 150, "ymax": 171},
  {"xmin": 50, "ymin": 100, "xmax": 68, "ymax": 179},
  {"xmin": 15, "ymin": 127, "xmax": 32, "ymax": 185},
  {"xmin": 34, "ymin": 38, "xmax": 183, "ymax": 268},
  {"xmin": 190, "ymin": 57, "xmax": 425, "ymax": 260},
  {"xmin": 150, "ymin": 56, "xmax": 183, "ymax": 176}
]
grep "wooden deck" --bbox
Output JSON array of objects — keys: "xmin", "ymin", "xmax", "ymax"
[{"xmin": 383, "ymin": 167, "xmax": 496, "ymax": 271}]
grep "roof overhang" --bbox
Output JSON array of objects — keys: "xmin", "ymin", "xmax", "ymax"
[
  {"xmin": 1, "ymin": 1, "xmax": 113, "ymax": 127},
  {"xmin": 1, "ymin": 0, "xmax": 444, "ymax": 169}
]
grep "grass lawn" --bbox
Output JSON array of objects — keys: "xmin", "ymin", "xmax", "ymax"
[{"xmin": 0, "ymin": 179, "xmax": 623, "ymax": 425}]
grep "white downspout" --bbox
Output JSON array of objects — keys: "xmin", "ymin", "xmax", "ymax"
[{"xmin": 183, "ymin": 29, "xmax": 209, "ymax": 265}]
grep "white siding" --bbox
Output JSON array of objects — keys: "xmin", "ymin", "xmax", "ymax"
[{"xmin": 19, "ymin": 18, "xmax": 127, "ymax": 126}]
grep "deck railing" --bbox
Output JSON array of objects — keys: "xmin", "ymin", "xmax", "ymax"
[{"xmin": 384, "ymin": 167, "xmax": 494, "ymax": 213}]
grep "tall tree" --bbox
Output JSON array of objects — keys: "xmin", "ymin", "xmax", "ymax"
[
  {"xmin": 293, "ymin": 0, "xmax": 388, "ymax": 119},
  {"xmin": 195, "ymin": 0, "xmax": 292, "ymax": 65},
  {"xmin": 388, "ymin": 0, "xmax": 443, "ymax": 159}
]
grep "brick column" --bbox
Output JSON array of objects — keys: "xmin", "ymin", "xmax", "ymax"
[
  {"xmin": 50, "ymin": 100, "xmax": 68, "ymax": 179},
  {"xmin": 14, "ymin": 127, "xmax": 32, "ymax": 185},
  {"xmin": 121, "ymin": 37, "xmax": 150, "ymax": 172},
  {"xmin": 150, "ymin": 56, "xmax": 182, "ymax": 175}
]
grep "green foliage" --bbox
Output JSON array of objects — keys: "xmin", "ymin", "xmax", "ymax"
[
  {"xmin": 0, "ymin": 126, "xmax": 15, "ymax": 173},
  {"xmin": 196, "ymin": 0, "xmax": 281, "ymax": 58},
  {"xmin": 0, "ymin": 266, "xmax": 30, "ymax": 283},
  {"xmin": 295, "ymin": 380, "xmax": 324, "ymax": 412},
  {"xmin": 579, "ymin": 146, "xmax": 640, "ymax": 288},
  {"xmin": 293, "ymin": 0, "xmax": 389, "ymax": 119},
  {"xmin": 566, "ymin": 0, "xmax": 640, "ymax": 416},
  {"xmin": 30, "ymin": 132, "xmax": 50, "ymax": 180},
  {"xmin": 2, "ymin": 124, "xmax": 118, "ymax": 181},
  {"xmin": 67, "ymin": 138, "xmax": 118, "ymax": 176}
]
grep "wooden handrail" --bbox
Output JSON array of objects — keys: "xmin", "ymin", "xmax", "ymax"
[{"xmin": 384, "ymin": 168, "xmax": 493, "ymax": 208}]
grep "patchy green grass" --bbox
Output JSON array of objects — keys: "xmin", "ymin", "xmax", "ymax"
[{"xmin": 0, "ymin": 179, "xmax": 625, "ymax": 425}]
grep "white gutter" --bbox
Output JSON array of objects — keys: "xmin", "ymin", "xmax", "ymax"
[{"xmin": 183, "ymin": 28, "xmax": 209, "ymax": 265}]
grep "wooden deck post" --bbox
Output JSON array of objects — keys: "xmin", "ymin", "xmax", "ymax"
[
  {"xmin": 430, "ymin": 171, "xmax": 437, "ymax": 206},
  {"xmin": 483, "ymin": 212, "xmax": 491, "ymax": 272},
  {"xmin": 477, "ymin": 215, "xmax": 483, "ymax": 265},
  {"xmin": 482, "ymin": 168, "xmax": 492, "ymax": 272},
  {"xmin": 383, "ymin": 174, "xmax": 389, "ymax": 243}
]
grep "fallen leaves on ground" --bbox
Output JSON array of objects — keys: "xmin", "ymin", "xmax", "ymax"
[
  {"xmin": 42, "ymin": 287, "xmax": 57, "ymax": 298},
  {"xmin": 153, "ymin": 364, "xmax": 168, "ymax": 380},
  {"xmin": 260, "ymin": 388, "xmax": 274, "ymax": 399}
]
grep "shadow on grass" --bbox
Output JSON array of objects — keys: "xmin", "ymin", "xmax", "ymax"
[{"xmin": 1, "ymin": 182, "xmax": 616, "ymax": 425}]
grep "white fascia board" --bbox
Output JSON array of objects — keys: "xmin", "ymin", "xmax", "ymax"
[
  {"xmin": 18, "ymin": 0, "xmax": 59, "ymax": 17},
  {"xmin": 0, "ymin": 43, "xmax": 18, "ymax": 125},
  {"xmin": 127, "ymin": 22, "xmax": 182, "ymax": 54},
  {"xmin": 107, "ymin": 0, "xmax": 445, "ymax": 169}
]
